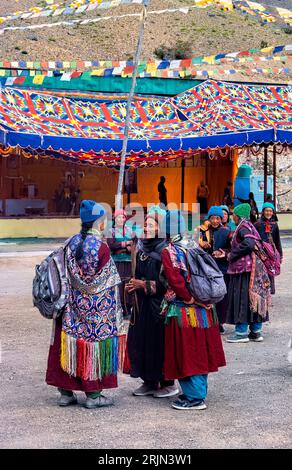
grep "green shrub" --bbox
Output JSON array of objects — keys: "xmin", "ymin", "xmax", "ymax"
[{"xmin": 154, "ymin": 41, "xmax": 192, "ymax": 60}]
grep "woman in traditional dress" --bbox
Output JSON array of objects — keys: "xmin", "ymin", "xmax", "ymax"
[
  {"xmin": 126, "ymin": 211, "xmax": 179, "ymax": 398},
  {"xmin": 107, "ymin": 209, "xmax": 136, "ymax": 318},
  {"xmin": 46, "ymin": 200, "xmax": 125, "ymax": 408},
  {"xmin": 254, "ymin": 202, "xmax": 283, "ymax": 294},
  {"xmin": 199, "ymin": 206, "xmax": 231, "ymax": 334},
  {"xmin": 161, "ymin": 211, "xmax": 226, "ymax": 410},
  {"xmin": 238, "ymin": 192, "xmax": 259, "ymax": 224},
  {"xmin": 221, "ymin": 205, "xmax": 236, "ymax": 232},
  {"xmin": 226, "ymin": 203, "xmax": 271, "ymax": 343}
]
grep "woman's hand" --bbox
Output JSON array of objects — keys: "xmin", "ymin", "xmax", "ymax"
[
  {"xmin": 184, "ymin": 296, "xmax": 212, "ymax": 309},
  {"xmin": 126, "ymin": 241, "xmax": 133, "ymax": 252},
  {"xmin": 126, "ymin": 278, "xmax": 145, "ymax": 293},
  {"xmin": 195, "ymin": 301, "xmax": 213, "ymax": 310},
  {"xmin": 213, "ymin": 249, "xmax": 226, "ymax": 259},
  {"xmin": 201, "ymin": 241, "xmax": 211, "ymax": 249}
]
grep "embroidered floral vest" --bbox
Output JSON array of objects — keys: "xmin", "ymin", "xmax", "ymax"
[{"xmin": 227, "ymin": 221, "xmax": 253, "ymax": 275}]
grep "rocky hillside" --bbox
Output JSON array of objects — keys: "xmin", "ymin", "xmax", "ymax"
[{"xmin": 0, "ymin": 0, "xmax": 291, "ymax": 82}]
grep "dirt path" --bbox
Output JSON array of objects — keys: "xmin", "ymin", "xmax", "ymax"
[{"xmin": 0, "ymin": 249, "xmax": 291, "ymax": 449}]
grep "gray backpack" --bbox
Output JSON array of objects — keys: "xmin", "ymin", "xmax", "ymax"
[
  {"xmin": 32, "ymin": 239, "xmax": 71, "ymax": 319},
  {"xmin": 181, "ymin": 246, "xmax": 227, "ymax": 304}
]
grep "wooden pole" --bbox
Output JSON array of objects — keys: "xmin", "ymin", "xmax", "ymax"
[
  {"xmin": 205, "ymin": 152, "xmax": 209, "ymax": 187},
  {"xmin": 264, "ymin": 147, "xmax": 268, "ymax": 202},
  {"xmin": 181, "ymin": 158, "xmax": 185, "ymax": 203},
  {"xmin": 116, "ymin": 1, "xmax": 149, "ymax": 210},
  {"xmin": 273, "ymin": 145, "xmax": 277, "ymax": 209},
  {"xmin": 2, "ymin": 157, "xmax": 7, "ymax": 216}
]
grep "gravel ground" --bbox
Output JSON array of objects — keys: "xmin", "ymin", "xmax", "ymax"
[
  {"xmin": 0, "ymin": 243, "xmax": 291, "ymax": 449},
  {"xmin": 260, "ymin": 1, "xmax": 292, "ymax": 6}
]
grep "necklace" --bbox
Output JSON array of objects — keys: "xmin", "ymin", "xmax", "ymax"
[
  {"xmin": 87, "ymin": 228, "xmax": 102, "ymax": 238},
  {"xmin": 140, "ymin": 252, "xmax": 149, "ymax": 261}
]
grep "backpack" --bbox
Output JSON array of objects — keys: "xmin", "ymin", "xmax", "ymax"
[
  {"xmin": 257, "ymin": 239, "xmax": 281, "ymax": 277},
  {"xmin": 32, "ymin": 238, "xmax": 71, "ymax": 319},
  {"xmin": 182, "ymin": 246, "xmax": 227, "ymax": 304},
  {"xmin": 242, "ymin": 222, "xmax": 281, "ymax": 277}
]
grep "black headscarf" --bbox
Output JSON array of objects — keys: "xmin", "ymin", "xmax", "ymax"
[{"xmin": 141, "ymin": 238, "xmax": 167, "ymax": 261}]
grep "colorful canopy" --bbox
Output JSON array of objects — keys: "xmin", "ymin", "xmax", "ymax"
[{"xmin": 0, "ymin": 80, "xmax": 291, "ymax": 167}]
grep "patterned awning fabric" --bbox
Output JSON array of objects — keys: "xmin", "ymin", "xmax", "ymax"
[{"xmin": 0, "ymin": 80, "xmax": 291, "ymax": 166}]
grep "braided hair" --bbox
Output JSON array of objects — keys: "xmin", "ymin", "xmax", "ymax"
[{"xmin": 75, "ymin": 221, "xmax": 94, "ymax": 261}]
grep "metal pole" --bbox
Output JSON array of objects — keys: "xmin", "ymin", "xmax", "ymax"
[
  {"xmin": 273, "ymin": 145, "xmax": 277, "ymax": 209},
  {"xmin": 264, "ymin": 147, "xmax": 268, "ymax": 201},
  {"xmin": 116, "ymin": 1, "xmax": 149, "ymax": 210}
]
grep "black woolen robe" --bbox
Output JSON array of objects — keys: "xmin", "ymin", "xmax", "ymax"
[{"xmin": 127, "ymin": 251, "xmax": 167, "ymax": 383}]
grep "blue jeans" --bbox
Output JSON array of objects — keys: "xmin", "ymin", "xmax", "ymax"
[
  {"xmin": 179, "ymin": 374, "xmax": 208, "ymax": 401},
  {"xmin": 235, "ymin": 322, "xmax": 262, "ymax": 335}
]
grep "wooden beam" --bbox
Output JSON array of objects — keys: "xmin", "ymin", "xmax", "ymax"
[
  {"xmin": 264, "ymin": 147, "xmax": 268, "ymax": 201},
  {"xmin": 181, "ymin": 158, "xmax": 185, "ymax": 203},
  {"xmin": 273, "ymin": 145, "xmax": 277, "ymax": 209},
  {"xmin": 116, "ymin": 1, "xmax": 148, "ymax": 209}
]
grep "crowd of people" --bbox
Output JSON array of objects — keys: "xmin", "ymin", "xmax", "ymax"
[{"xmin": 45, "ymin": 187, "xmax": 283, "ymax": 412}]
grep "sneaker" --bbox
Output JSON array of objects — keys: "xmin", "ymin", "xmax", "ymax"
[
  {"xmin": 58, "ymin": 393, "xmax": 78, "ymax": 407},
  {"xmin": 171, "ymin": 395, "xmax": 207, "ymax": 411},
  {"xmin": 84, "ymin": 394, "xmax": 114, "ymax": 409},
  {"xmin": 133, "ymin": 383, "xmax": 157, "ymax": 397},
  {"xmin": 227, "ymin": 334, "xmax": 249, "ymax": 343},
  {"xmin": 153, "ymin": 385, "xmax": 180, "ymax": 398},
  {"xmin": 219, "ymin": 324, "xmax": 225, "ymax": 335},
  {"xmin": 248, "ymin": 331, "xmax": 263, "ymax": 342}
]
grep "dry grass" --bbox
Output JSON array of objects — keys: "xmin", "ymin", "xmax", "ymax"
[{"xmin": 0, "ymin": 1, "xmax": 291, "ymax": 82}]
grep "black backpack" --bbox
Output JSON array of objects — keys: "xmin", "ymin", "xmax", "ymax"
[
  {"xmin": 181, "ymin": 246, "xmax": 227, "ymax": 304},
  {"xmin": 32, "ymin": 239, "xmax": 71, "ymax": 319}
]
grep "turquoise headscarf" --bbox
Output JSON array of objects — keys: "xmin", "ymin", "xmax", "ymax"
[
  {"xmin": 262, "ymin": 202, "xmax": 275, "ymax": 212},
  {"xmin": 162, "ymin": 210, "xmax": 186, "ymax": 238}
]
